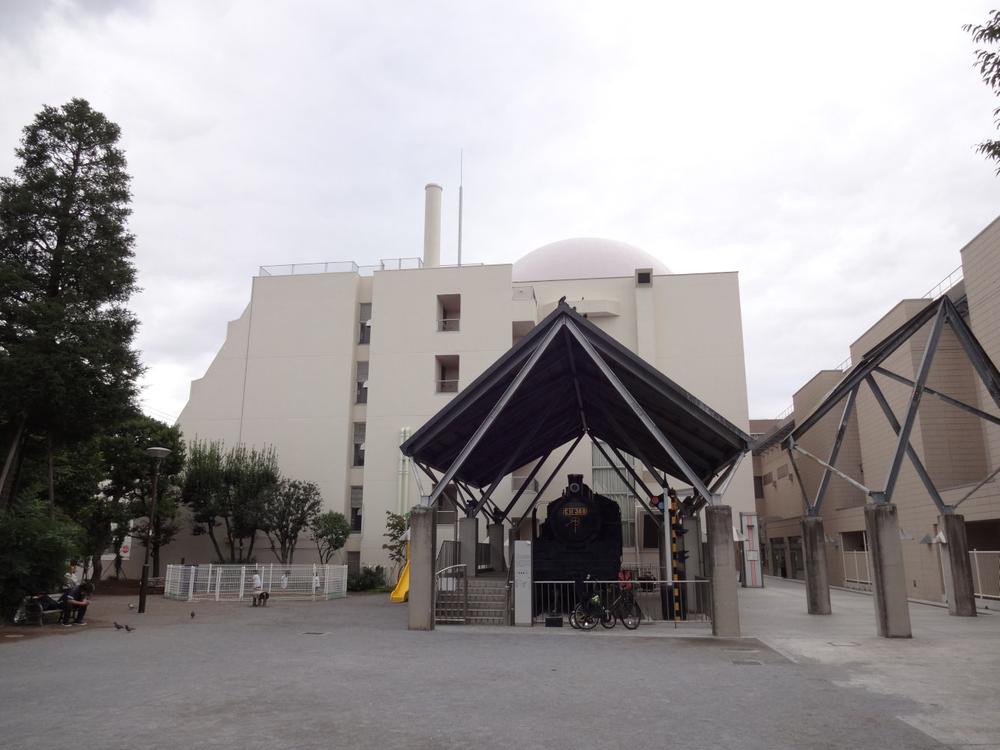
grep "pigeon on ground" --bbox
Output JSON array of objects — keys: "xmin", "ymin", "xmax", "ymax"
[
  {"xmin": 124, "ymin": 625, "xmax": 135, "ymax": 632},
  {"xmin": 113, "ymin": 622, "xmax": 124, "ymax": 630},
  {"xmin": 190, "ymin": 611, "xmax": 195, "ymax": 619},
  {"xmin": 128, "ymin": 603, "xmax": 134, "ymax": 609}
]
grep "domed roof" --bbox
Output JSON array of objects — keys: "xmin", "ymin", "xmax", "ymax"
[{"xmin": 512, "ymin": 238, "xmax": 671, "ymax": 282}]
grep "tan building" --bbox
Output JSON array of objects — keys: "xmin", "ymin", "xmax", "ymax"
[
  {"xmin": 754, "ymin": 216, "xmax": 1000, "ymax": 604},
  {"xmin": 145, "ymin": 186, "xmax": 754, "ymax": 576}
]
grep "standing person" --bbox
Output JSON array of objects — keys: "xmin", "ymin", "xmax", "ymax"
[
  {"xmin": 59, "ymin": 582, "xmax": 93, "ymax": 626},
  {"xmin": 312, "ymin": 573, "xmax": 320, "ymax": 598},
  {"xmin": 280, "ymin": 572, "xmax": 289, "ymax": 591},
  {"xmin": 251, "ymin": 571, "xmax": 263, "ymax": 606}
]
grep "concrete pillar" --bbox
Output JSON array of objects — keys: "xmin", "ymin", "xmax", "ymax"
[
  {"xmin": 488, "ymin": 522, "xmax": 506, "ymax": 573},
  {"xmin": 864, "ymin": 503, "xmax": 912, "ymax": 638},
  {"xmin": 940, "ymin": 513, "xmax": 977, "ymax": 617},
  {"xmin": 459, "ymin": 516, "xmax": 479, "ymax": 578},
  {"xmin": 801, "ymin": 516, "xmax": 832, "ymax": 615},
  {"xmin": 706, "ymin": 505, "xmax": 740, "ymax": 638},
  {"xmin": 408, "ymin": 506, "xmax": 436, "ymax": 631}
]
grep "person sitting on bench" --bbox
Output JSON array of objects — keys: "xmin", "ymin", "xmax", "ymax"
[{"xmin": 59, "ymin": 582, "xmax": 93, "ymax": 626}]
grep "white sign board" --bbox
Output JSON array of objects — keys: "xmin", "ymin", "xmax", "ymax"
[{"xmin": 513, "ymin": 540, "xmax": 532, "ymax": 626}]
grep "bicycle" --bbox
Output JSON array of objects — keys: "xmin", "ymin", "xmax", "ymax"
[
  {"xmin": 606, "ymin": 586, "xmax": 642, "ymax": 630},
  {"xmin": 572, "ymin": 588, "xmax": 614, "ymax": 630}
]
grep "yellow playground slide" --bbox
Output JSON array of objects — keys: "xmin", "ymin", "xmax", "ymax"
[{"xmin": 390, "ymin": 543, "xmax": 410, "ymax": 602}]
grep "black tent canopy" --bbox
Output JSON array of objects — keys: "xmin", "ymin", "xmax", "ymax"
[{"xmin": 401, "ymin": 301, "xmax": 751, "ymax": 514}]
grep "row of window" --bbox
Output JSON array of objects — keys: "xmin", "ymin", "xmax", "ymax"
[
  {"xmin": 353, "ymin": 356, "xmax": 461, "ymax": 405},
  {"xmin": 356, "ymin": 295, "xmax": 463, "ymax": 346}
]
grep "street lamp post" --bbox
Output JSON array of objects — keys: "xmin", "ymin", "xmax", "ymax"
[{"xmin": 138, "ymin": 446, "xmax": 172, "ymax": 614}]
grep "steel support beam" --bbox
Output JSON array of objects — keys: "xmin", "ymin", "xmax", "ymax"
[
  {"xmin": 565, "ymin": 321, "xmax": 714, "ymax": 501},
  {"xmin": 427, "ymin": 319, "xmax": 566, "ymax": 506},
  {"xmin": 512, "ymin": 435, "xmax": 584, "ymax": 534},
  {"xmin": 590, "ymin": 435, "xmax": 662, "ymax": 525},
  {"xmin": 499, "ymin": 451, "xmax": 551, "ymax": 520},
  {"xmin": 873, "ymin": 367, "xmax": 1000, "ymax": 427},
  {"xmin": 942, "ymin": 298, "xmax": 1000, "ymax": 409},
  {"xmin": 465, "ymin": 399, "xmax": 555, "ymax": 518},
  {"xmin": 812, "ymin": 386, "xmax": 859, "ymax": 514},
  {"xmin": 785, "ymin": 445, "xmax": 815, "ymax": 515},
  {"xmin": 563, "ymin": 327, "xmax": 589, "ymax": 432},
  {"xmin": 865, "ymin": 375, "xmax": 949, "ymax": 515},
  {"xmin": 789, "ymin": 439, "xmax": 874, "ymax": 496},
  {"xmin": 882, "ymin": 304, "xmax": 947, "ymax": 502},
  {"xmin": 708, "ymin": 453, "xmax": 745, "ymax": 498},
  {"xmin": 953, "ymin": 463, "xmax": 1000, "ymax": 510}
]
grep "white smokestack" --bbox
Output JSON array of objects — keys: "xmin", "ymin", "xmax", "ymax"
[{"xmin": 423, "ymin": 183, "xmax": 442, "ymax": 268}]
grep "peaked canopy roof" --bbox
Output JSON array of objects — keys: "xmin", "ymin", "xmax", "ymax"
[{"xmin": 401, "ymin": 302, "xmax": 751, "ymax": 490}]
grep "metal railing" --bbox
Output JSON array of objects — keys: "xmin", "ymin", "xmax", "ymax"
[
  {"xmin": 434, "ymin": 564, "xmax": 469, "ymax": 624},
  {"xmin": 922, "ymin": 264, "xmax": 964, "ymax": 300},
  {"xmin": 532, "ymin": 579, "xmax": 712, "ymax": 627},
  {"xmin": 476, "ymin": 542, "xmax": 491, "ymax": 571},
  {"xmin": 258, "ymin": 258, "xmax": 424, "ymax": 277},
  {"xmin": 842, "ymin": 550, "xmax": 872, "ymax": 590},
  {"xmin": 437, "ymin": 318, "xmax": 460, "ymax": 332},
  {"xmin": 436, "ymin": 379, "xmax": 459, "ymax": 393},
  {"xmin": 163, "ymin": 563, "xmax": 347, "ymax": 602},
  {"xmin": 971, "ymin": 550, "xmax": 1000, "ymax": 600},
  {"xmin": 435, "ymin": 540, "xmax": 459, "ymax": 571}
]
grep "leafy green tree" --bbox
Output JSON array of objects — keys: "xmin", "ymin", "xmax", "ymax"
[
  {"xmin": 262, "ymin": 479, "xmax": 322, "ymax": 564},
  {"xmin": 182, "ymin": 440, "xmax": 279, "ymax": 563},
  {"xmin": 382, "ymin": 510, "xmax": 410, "ymax": 580},
  {"xmin": 0, "ymin": 501, "xmax": 82, "ymax": 621},
  {"xmin": 966, "ymin": 11, "xmax": 1000, "ymax": 172},
  {"xmin": 0, "ymin": 99, "xmax": 142, "ymax": 509},
  {"xmin": 310, "ymin": 510, "xmax": 350, "ymax": 564},
  {"xmin": 99, "ymin": 414, "xmax": 185, "ymax": 577}
]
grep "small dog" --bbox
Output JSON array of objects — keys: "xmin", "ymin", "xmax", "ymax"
[{"xmin": 252, "ymin": 591, "xmax": 270, "ymax": 607}]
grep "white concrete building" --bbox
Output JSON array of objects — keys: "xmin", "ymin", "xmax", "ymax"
[{"xmin": 162, "ymin": 185, "xmax": 754, "ymax": 575}]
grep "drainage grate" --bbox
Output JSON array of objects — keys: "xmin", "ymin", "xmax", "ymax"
[
  {"xmin": 731, "ymin": 659, "xmax": 763, "ymax": 666},
  {"xmin": 302, "ymin": 632, "xmax": 326, "ymax": 636}
]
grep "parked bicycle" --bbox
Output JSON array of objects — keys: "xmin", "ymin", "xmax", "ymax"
[
  {"xmin": 570, "ymin": 589, "xmax": 613, "ymax": 630},
  {"xmin": 605, "ymin": 585, "xmax": 642, "ymax": 630}
]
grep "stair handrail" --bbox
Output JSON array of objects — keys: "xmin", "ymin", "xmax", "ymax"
[{"xmin": 434, "ymin": 563, "xmax": 468, "ymax": 624}]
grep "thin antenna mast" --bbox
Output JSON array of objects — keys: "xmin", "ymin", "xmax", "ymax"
[{"xmin": 457, "ymin": 149, "xmax": 463, "ymax": 267}]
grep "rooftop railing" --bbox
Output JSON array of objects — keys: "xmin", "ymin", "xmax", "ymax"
[{"xmin": 258, "ymin": 257, "xmax": 424, "ymax": 277}]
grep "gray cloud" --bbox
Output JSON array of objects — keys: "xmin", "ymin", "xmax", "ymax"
[{"xmin": 2, "ymin": 0, "xmax": 999, "ymax": 422}]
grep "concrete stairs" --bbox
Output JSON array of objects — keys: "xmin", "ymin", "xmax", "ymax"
[{"xmin": 436, "ymin": 574, "xmax": 508, "ymax": 625}]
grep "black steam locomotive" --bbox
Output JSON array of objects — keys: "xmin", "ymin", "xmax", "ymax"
[{"xmin": 532, "ymin": 474, "xmax": 623, "ymax": 583}]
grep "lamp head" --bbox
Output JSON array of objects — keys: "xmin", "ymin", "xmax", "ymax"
[{"xmin": 146, "ymin": 446, "xmax": 172, "ymax": 461}]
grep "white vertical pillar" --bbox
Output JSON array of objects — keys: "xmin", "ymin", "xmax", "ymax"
[
  {"xmin": 187, "ymin": 566, "xmax": 196, "ymax": 602},
  {"xmin": 513, "ymin": 540, "xmax": 533, "ymax": 626},
  {"xmin": 206, "ymin": 563, "xmax": 213, "ymax": 594},
  {"xmin": 239, "ymin": 566, "xmax": 246, "ymax": 601},
  {"xmin": 215, "ymin": 568, "xmax": 222, "ymax": 601},
  {"xmin": 268, "ymin": 563, "xmax": 274, "ymax": 593},
  {"xmin": 423, "ymin": 183, "xmax": 442, "ymax": 268}
]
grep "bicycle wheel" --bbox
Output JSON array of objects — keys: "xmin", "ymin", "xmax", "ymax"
[
  {"xmin": 568, "ymin": 608, "xmax": 580, "ymax": 629},
  {"xmin": 600, "ymin": 607, "xmax": 616, "ymax": 629},
  {"xmin": 575, "ymin": 604, "xmax": 598, "ymax": 630},
  {"xmin": 620, "ymin": 601, "xmax": 641, "ymax": 630}
]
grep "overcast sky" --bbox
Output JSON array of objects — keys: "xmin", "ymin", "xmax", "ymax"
[{"xmin": 3, "ymin": 0, "xmax": 1000, "ymax": 424}]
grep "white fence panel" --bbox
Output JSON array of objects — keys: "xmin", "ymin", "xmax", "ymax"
[
  {"xmin": 970, "ymin": 550, "xmax": 1000, "ymax": 600},
  {"xmin": 163, "ymin": 564, "xmax": 349, "ymax": 602}
]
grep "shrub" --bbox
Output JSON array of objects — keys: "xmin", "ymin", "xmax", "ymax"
[
  {"xmin": 347, "ymin": 565, "xmax": 386, "ymax": 592},
  {"xmin": 0, "ymin": 502, "xmax": 83, "ymax": 621}
]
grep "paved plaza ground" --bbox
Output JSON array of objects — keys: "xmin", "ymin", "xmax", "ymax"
[{"xmin": 1, "ymin": 577, "xmax": 997, "ymax": 750}]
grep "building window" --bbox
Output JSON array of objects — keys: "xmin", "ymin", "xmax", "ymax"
[
  {"xmin": 355, "ymin": 361, "xmax": 369, "ymax": 404},
  {"xmin": 350, "ymin": 486, "xmax": 363, "ymax": 532},
  {"xmin": 437, "ymin": 484, "xmax": 459, "ymax": 524},
  {"xmin": 635, "ymin": 268, "xmax": 653, "ymax": 286},
  {"xmin": 435, "ymin": 355, "xmax": 459, "ymax": 393},
  {"xmin": 776, "ymin": 464, "xmax": 789, "ymax": 480},
  {"xmin": 358, "ymin": 303, "xmax": 372, "ymax": 344},
  {"xmin": 437, "ymin": 294, "xmax": 461, "ymax": 332},
  {"xmin": 353, "ymin": 422, "xmax": 366, "ymax": 466},
  {"xmin": 754, "ymin": 475, "xmax": 764, "ymax": 499},
  {"xmin": 347, "ymin": 551, "xmax": 361, "ymax": 577}
]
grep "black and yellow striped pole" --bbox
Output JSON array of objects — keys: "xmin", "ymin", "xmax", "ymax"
[{"xmin": 670, "ymin": 493, "xmax": 681, "ymax": 622}]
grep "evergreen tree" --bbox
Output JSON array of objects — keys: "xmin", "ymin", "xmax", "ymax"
[
  {"xmin": 262, "ymin": 479, "xmax": 323, "ymax": 564},
  {"xmin": 0, "ymin": 98, "xmax": 142, "ymax": 508}
]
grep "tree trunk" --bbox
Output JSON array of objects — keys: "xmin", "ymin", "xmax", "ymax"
[
  {"xmin": 0, "ymin": 415, "xmax": 27, "ymax": 509},
  {"xmin": 90, "ymin": 553, "xmax": 103, "ymax": 585},
  {"xmin": 206, "ymin": 525, "xmax": 225, "ymax": 564},
  {"xmin": 46, "ymin": 435, "xmax": 55, "ymax": 519}
]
